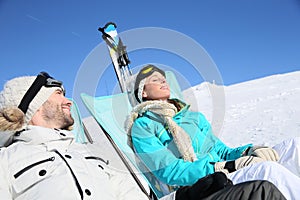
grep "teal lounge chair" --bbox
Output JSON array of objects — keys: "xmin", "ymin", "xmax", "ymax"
[{"xmin": 81, "ymin": 71, "xmax": 184, "ymax": 199}]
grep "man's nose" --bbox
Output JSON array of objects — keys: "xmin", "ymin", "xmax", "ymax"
[{"xmin": 65, "ymin": 97, "xmax": 73, "ymax": 106}]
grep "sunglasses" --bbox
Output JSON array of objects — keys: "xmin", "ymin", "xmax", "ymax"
[{"xmin": 18, "ymin": 72, "xmax": 65, "ymax": 114}]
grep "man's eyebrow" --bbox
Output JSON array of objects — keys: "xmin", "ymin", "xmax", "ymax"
[{"xmin": 55, "ymin": 88, "xmax": 63, "ymax": 92}]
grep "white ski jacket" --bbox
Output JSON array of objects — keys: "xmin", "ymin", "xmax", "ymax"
[{"xmin": 0, "ymin": 125, "xmax": 147, "ymax": 200}]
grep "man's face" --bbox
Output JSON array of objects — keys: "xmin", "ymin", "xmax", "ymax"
[
  {"xmin": 142, "ymin": 71, "xmax": 170, "ymax": 101},
  {"xmin": 40, "ymin": 88, "xmax": 74, "ymax": 129}
]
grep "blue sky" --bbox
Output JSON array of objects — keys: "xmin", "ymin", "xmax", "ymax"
[{"xmin": 1, "ymin": 0, "xmax": 300, "ymax": 117}]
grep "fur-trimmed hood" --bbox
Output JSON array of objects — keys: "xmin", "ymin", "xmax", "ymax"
[{"xmin": 126, "ymin": 99, "xmax": 197, "ymax": 162}]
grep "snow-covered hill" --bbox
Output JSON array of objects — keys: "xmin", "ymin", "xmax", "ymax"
[{"xmin": 182, "ymin": 71, "xmax": 300, "ymax": 147}]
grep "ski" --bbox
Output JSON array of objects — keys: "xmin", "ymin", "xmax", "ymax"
[{"xmin": 98, "ymin": 22, "xmax": 132, "ymax": 93}]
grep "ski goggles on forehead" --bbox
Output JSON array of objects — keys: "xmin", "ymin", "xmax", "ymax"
[
  {"xmin": 138, "ymin": 65, "xmax": 165, "ymax": 80},
  {"xmin": 42, "ymin": 72, "xmax": 61, "ymax": 85},
  {"xmin": 18, "ymin": 72, "xmax": 65, "ymax": 114},
  {"xmin": 41, "ymin": 72, "xmax": 65, "ymax": 91}
]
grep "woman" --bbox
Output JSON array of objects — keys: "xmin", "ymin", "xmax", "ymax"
[{"xmin": 126, "ymin": 64, "xmax": 300, "ymax": 199}]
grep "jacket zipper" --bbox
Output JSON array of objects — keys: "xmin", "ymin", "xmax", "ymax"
[
  {"xmin": 14, "ymin": 156, "xmax": 55, "ymax": 179},
  {"xmin": 53, "ymin": 150, "xmax": 84, "ymax": 200}
]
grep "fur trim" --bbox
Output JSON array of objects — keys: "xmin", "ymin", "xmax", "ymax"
[
  {"xmin": 0, "ymin": 107, "xmax": 25, "ymax": 131},
  {"xmin": 126, "ymin": 100, "xmax": 197, "ymax": 162},
  {"xmin": 137, "ymin": 79, "xmax": 146, "ymax": 103}
]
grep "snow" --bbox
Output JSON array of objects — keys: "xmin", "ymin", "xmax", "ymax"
[{"xmin": 182, "ymin": 70, "xmax": 300, "ymax": 147}]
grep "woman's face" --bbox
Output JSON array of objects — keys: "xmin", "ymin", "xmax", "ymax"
[{"xmin": 142, "ymin": 71, "xmax": 170, "ymax": 101}]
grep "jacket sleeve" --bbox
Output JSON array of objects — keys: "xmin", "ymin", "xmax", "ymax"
[
  {"xmin": 215, "ymin": 141, "xmax": 252, "ymax": 160},
  {"xmin": 196, "ymin": 113, "xmax": 253, "ymax": 160},
  {"xmin": 0, "ymin": 151, "xmax": 13, "ymax": 200},
  {"xmin": 131, "ymin": 118, "xmax": 215, "ymax": 186}
]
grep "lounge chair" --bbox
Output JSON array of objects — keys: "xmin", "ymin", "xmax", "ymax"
[{"xmin": 80, "ymin": 71, "xmax": 184, "ymax": 199}]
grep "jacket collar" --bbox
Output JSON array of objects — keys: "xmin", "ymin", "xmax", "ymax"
[{"xmin": 12, "ymin": 125, "xmax": 75, "ymax": 145}]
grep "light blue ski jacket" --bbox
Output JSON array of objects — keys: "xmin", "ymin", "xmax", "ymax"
[{"xmin": 131, "ymin": 101, "xmax": 252, "ymax": 186}]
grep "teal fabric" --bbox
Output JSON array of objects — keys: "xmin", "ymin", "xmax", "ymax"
[
  {"xmin": 164, "ymin": 71, "xmax": 184, "ymax": 101},
  {"xmin": 131, "ymin": 103, "xmax": 253, "ymax": 186},
  {"xmin": 81, "ymin": 92, "xmax": 133, "ymax": 153},
  {"xmin": 81, "ymin": 93, "xmax": 175, "ymax": 198},
  {"xmin": 69, "ymin": 99, "xmax": 87, "ymax": 143}
]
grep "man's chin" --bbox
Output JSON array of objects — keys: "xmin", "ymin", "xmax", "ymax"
[{"xmin": 60, "ymin": 116, "xmax": 75, "ymax": 130}]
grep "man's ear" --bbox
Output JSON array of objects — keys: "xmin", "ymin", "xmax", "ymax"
[{"xmin": 28, "ymin": 107, "xmax": 42, "ymax": 126}]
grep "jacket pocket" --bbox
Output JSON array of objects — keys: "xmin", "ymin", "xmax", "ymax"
[
  {"xmin": 12, "ymin": 156, "xmax": 55, "ymax": 193},
  {"xmin": 85, "ymin": 156, "xmax": 109, "ymax": 170},
  {"xmin": 14, "ymin": 157, "xmax": 55, "ymax": 178}
]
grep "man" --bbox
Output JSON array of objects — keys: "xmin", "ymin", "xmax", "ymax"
[
  {"xmin": 0, "ymin": 72, "xmax": 149, "ymax": 200},
  {"xmin": 0, "ymin": 72, "xmax": 285, "ymax": 200}
]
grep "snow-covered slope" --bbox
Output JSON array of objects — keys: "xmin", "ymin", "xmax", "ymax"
[{"xmin": 182, "ymin": 71, "xmax": 300, "ymax": 147}]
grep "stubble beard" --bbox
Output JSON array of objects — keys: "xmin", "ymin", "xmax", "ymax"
[{"xmin": 42, "ymin": 101, "xmax": 74, "ymax": 130}]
